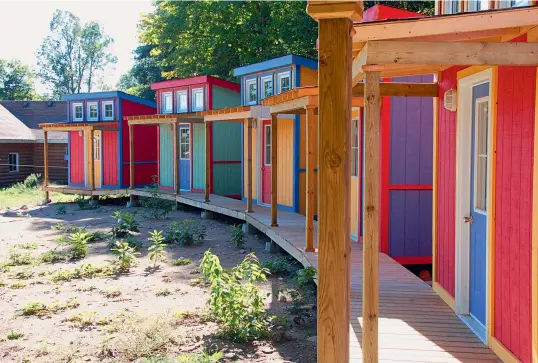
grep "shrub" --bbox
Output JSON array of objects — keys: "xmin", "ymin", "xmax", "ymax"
[
  {"xmin": 231, "ymin": 224, "xmax": 245, "ymax": 248},
  {"xmin": 60, "ymin": 231, "xmax": 91, "ymax": 259},
  {"xmin": 148, "ymin": 230, "xmax": 167, "ymax": 268},
  {"xmin": 22, "ymin": 300, "xmax": 47, "ymax": 316},
  {"xmin": 50, "ymin": 264, "xmax": 116, "ymax": 283},
  {"xmin": 111, "ymin": 241, "xmax": 140, "ymax": 272},
  {"xmin": 201, "ymin": 250, "xmax": 270, "ymax": 342},
  {"xmin": 9, "ymin": 282, "xmax": 27, "ymax": 289},
  {"xmin": 10, "ymin": 269, "xmax": 34, "ymax": 279},
  {"xmin": 7, "ymin": 250, "xmax": 33, "ymax": 266},
  {"xmin": 14, "ymin": 242, "xmax": 38, "ymax": 250},
  {"xmin": 164, "ymin": 220, "xmax": 206, "ymax": 247},
  {"xmin": 294, "ymin": 266, "xmax": 317, "ymax": 288},
  {"xmin": 7, "ymin": 331, "xmax": 24, "ymax": 340},
  {"xmin": 172, "ymin": 257, "xmax": 192, "ymax": 266},
  {"xmin": 23, "ymin": 173, "xmax": 42, "ymax": 189},
  {"xmin": 75, "ymin": 196, "xmax": 99, "ymax": 210},
  {"xmin": 66, "ymin": 311, "xmax": 98, "ymax": 329},
  {"xmin": 154, "ymin": 288, "xmax": 171, "ymax": 297},
  {"xmin": 40, "ymin": 250, "xmax": 68, "ymax": 264},
  {"xmin": 140, "ymin": 177, "xmax": 175, "ymax": 219},
  {"xmin": 112, "ymin": 211, "xmax": 139, "ymax": 238},
  {"xmin": 262, "ymin": 256, "xmax": 300, "ymax": 276}
]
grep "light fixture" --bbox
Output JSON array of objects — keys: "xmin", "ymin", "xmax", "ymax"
[{"xmin": 443, "ymin": 88, "xmax": 457, "ymax": 112}]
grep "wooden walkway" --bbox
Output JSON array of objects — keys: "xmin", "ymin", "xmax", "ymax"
[{"xmin": 50, "ymin": 186, "xmax": 501, "ymax": 362}]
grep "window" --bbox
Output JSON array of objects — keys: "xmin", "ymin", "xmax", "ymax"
[
  {"xmin": 192, "ymin": 88, "xmax": 204, "ymax": 111},
  {"xmin": 498, "ymin": 0, "xmax": 529, "ymax": 7},
  {"xmin": 102, "ymin": 101, "xmax": 114, "ymax": 120},
  {"xmin": 351, "ymin": 118, "xmax": 359, "ymax": 177},
  {"xmin": 180, "ymin": 127, "xmax": 190, "ymax": 159},
  {"xmin": 73, "ymin": 103, "xmax": 83, "ymax": 122},
  {"xmin": 467, "ymin": 0, "xmax": 490, "ymax": 11},
  {"xmin": 8, "ymin": 153, "xmax": 19, "ymax": 172},
  {"xmin": 93, "ymin": 133, "xmax": 101, "ymax": 161},
  {"xmin": 245, "ymin": 78, "xmax": 257, "ymax": 105},
  {"xmin": 261, "ymin": 76, "xmax": 273, "ymax": 99},
  {"xmin": 443, "ymin": 0, "xmax": 460, "ymax": 14},
  {"xmin": 277, "ymin": 72, "xmax": 291, "ymax": 94},
  {"xmin": 176, "ymin": 91, "xmax": 188, "ymax": 113},
  {"xmin": 162, "ymin": 92, "xmax": 173, "ymax": 114},
  {"xmin": 474, "ymin": 98, "xmax": 489, "ymax": 212},
  {"xmin": 264, "ymin": 125, "xmax": 271, "ymax": 166},
  {"xmin": 87, "ymin": 102, "xmax": 98, "ymax": 121}
]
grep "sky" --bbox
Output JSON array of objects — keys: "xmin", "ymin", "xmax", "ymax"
[{"xmin": 0, "ymin": 0, "xmax": 155, "ymax": 95}]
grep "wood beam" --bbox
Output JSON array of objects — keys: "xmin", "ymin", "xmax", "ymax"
[
  {"xmin": 129, "ymin": 125, "xmax": 135, "ymax": 190},
  {"xmin": 205, "ymin": 122, "xmax": 211, "ymax": 202},
  {"xmin": 363, "ymin": 71, "xmax": 380, "ymax": 363},
  {"xmin": 43, "ymin": 130, "xmax": 50, "ymax": 203},
  {"xmin": 271, "ymin": 114, "xmax": 278, "ymax": 227},
  {"xmin": 305, "ymin": 107, "xmax": 316, "ymax": 253},
  {"xmin": 307, "ymin": 1, "xmax": 363, "ymax": 22},
  {"xmin": 352, "ymin": 82, "xmax": 438, "ymax": 97},
  {"xmin": 317, "ymin": 17, "xmax": 352, "ymax": 363},
  {"xmin": 173, "ymin": 123, "xmax": 180, "ymax": 195},
  {"xmin": 432, "ymin": 72, "xmax": 440, "ymax": 284},
  {"xmin": 89, "ymin": 130, "xmax": 95, "ymax": 191},
  {"xmin": 532, "ymin": 68, "xmax": 538, "ymax": 363},
  {"xmin": 245, "ymin": 118, "xmax": 253, "ymax": 213}
]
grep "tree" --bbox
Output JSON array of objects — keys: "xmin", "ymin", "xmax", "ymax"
[
  {"xmin": 36, "ymin": 10, "xmax": 117, "ymax": 97},
  {"xmin": 0, "ymin": 59, "xmax": 36, "ymax": 100}
]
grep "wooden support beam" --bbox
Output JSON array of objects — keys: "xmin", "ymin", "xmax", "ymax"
[
  {"xmin": 363, "ymin": 71, "xmax": 381, "ymax": 363},
  {"xmin": 352, "ymin": 82, "xmax": 438, "ymax": 97},
  {"xmin": 89, "ymin": 130, "xmax": 95, "ymax": 191},
  {"xmin": 173, "ymin": 123, "xmax": 180, "ymax": 195},
  {"xmin": 129, "ymin": 125, "xmax": 135, "ymax": 190},
  {"xmin": 271, "ymin": 114, "xmax": 278, "ymax": 227},
  {"xmin": 205, "ymin": 122, "xmax": 211, "ymax": 202},
  {"xmin": 432, "ymin": 72, "xmax": 440, "ymax": 284},
  {"xmin": 532, "ymin": 70, "xmax": 538, "ymax": 363},
  {"xmin": 43, "ymin": 130, "xmax": 50, "ymax": 203},
  {"xmin": 317, "ymin": 17, "xmax": 352, "ymax": 363},
  {"xmin": 246, "ymin": 118, "xmax": 253, "ymax": 213},
  {"xmin": 305, "ymin": 107, "xmax": 316, "ymax": 253}
]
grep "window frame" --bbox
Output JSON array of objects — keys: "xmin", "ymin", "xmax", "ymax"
[
  {"xmin": 72, "ymin": 102, "xmax": 84, "ymax": 122},
  {"xmin": 473, "ymin": 96, "xmax": 489, "ymax": 214},
  {"xmin": 176, "ymin": 90, "xmax": 188, "ymax": 113},
  {"xmin": 93, "ymin": 133, "xmax": 101, "ymax": 161},
  {"xmin": 260, "ymin": 75, "xmax": 274, "ymax": 100},
  {"xmin": 179, "ymin": 126, "xmax": 191, "ymax": 160},
  {"xmin": 277, "ymin": 71, "xmax": 291, "ymax": 94},
  {"xmin": 8, "ymin": 153, "xmax": 19, "ymax": 172},
  {"xmin": 351, "ymin": 118, "xmax": 359, "ymax": 177},
  {"xmin": 245, "ymin": 78, "xmax": 258, "ymax": 106},
  {"xmin": 102, "ymin": 101, "xmax": 114, "ymax": 120},
  {"xmin": 161, "ymin": 92, "xmax": 173, "ymax": 114},
  {"xmin": 443, "ymin": 0, "xmax": 461, "ymax": 14},
  {"xmin": 87, "ymin": 101, "xmax": 98, "ymax": 121},
  {"xmin": 191, "ymin": 88, "xmax": 205, "ymax": 112},
  {"xmin": 264, "ymin": 124, "xmax": 272, "ymax": 166}
]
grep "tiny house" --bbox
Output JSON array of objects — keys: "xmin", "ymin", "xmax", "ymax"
[{"xmin": 128, "ymin": 76, "xmax": 242, "ymax": 197}]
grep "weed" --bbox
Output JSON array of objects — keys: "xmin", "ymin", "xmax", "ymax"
[
  {"xmin": 139, "ymin": 177, "xmax": 175, "ymax": 219},
  {"xmin": 154, "ymin": 288, "xmax": 171, "ymax": 297},
  {"xmin": 48, "ymin": 298, "xmax": 80, "ymax": 312},
  {"xmin": 56, "ymin": 205, "xmax": 67, "ymax": 215},
  {"xmin": 40, "ymin": 250, "xmax": 68, "ymax": 264},
  {"xmin": 7, "ymin": 331, "xmax": 24, "ymax": 340},
  {"xmin": 190, "ymin": 266, "xmax": 201, "ymax": 275},
  {"xmin": 58, "ymin": 231, "xmax": 91, "ymax": 259},
  {"xmin": 231, "ymin": 224, "xmax": 245, "ymax": 248},
  {"xmin": 102, "ymin": 287, "xmax": 121, "ymax": 298},
  {"xmin": 172, "ymin": 257, "xmax": 192, "ymax": 266},
  {"xmin": 294, "ymin": 266, "xmax": 317, "ymax": 287},
  {"xmin": 75, "ymin": 196, "xmax": 99, "ymax": 210},
  {"xmin": 112, "ymin": 211, "xmax": 139, "ymax": 237},
  {"xmin": 50, "ymin": 264, "xmax": 116, "ymax": 283},
  {"xmin": 188, "ymin": 277, "xmax": 208, "ymax": 287},
  {"xmin": 148, "ymin": 230, "xmax": 167, "ymax": 268},
  {"xmin": 164, "ymin": 220, "xmax": 206, "ymax": 247},
  {"xmin": 111, "ymin": 241, "xmax": 140, "ymax": 272},
  {"xmin": 7, "ymin": 250, "xmax": 33, "ymax": 266},
  {"xmin": 23, "ymin": 173, "xmax": 42, "ymax": 189},
  {"xmin": 22, "ymin": 300, "xmax": 47, "ymax": 316},
  {"xmin": 66, "ymin": 311, "xmax": 98, "ymax": 329},
  {"xmin": 201, "ymin": 251, "xmax": 270, "ymax": 342},
  {"xmin": 262, "ymin": 256, "xmax": 300, "ymax": 276},
  {"xmin": 139, "ymin": 352, "xmax": 223, "ymax": 363},
  {"xmin": 10, "ymin": 269, "xmax": 34, "ymax": 279},
  {"xmin": 52, "ymin": 222, "xmax": 82, "ymax": 234},
  {"xmin": 0, "ymin": 280, "xmax": 5, "ymax": 287},
  {"xmin": 16, "ymin": 211, "xmax": 31, "ymax": 218},
  {"xmin": 9, "ymin": 282, "xmax": 27, "ymax": 289},
  {"xmin": 76, "ymin": 284, "xmax": 97, "ymax": 292},
  {"xmin": 14, "ymin": 242, "xmax": 38, "ymax": 250},
  {"xmin": 87, "ymin": 231, "xmax": 108, "ymax": 242}
]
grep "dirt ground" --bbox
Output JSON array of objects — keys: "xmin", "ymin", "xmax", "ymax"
[{"xmin": 0, "ymin": 199, "xmax": 317, "ymax": 363}]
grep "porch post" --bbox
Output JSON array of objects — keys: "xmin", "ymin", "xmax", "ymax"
[
  {"xmin": 205, "ymin": 121, "xmax": 211, "ymax": 202},
  {"xmin": 43, "ymin": 130, "xmax": 50, "ymax": 203},
  {"xmin": 173, "ymin": 122, "xmax": 180, "ymax": 195},
  {"xmin": 89, "ymin": 129, "xmax": 95, "ymax": 191},
  {"xmin": 363, "ymin": 70, "xmax": 381, "ymax": 363},
  {"xmin": 271, "ymin": 113, "xmax": 278, "ymax": 227},
  {"xmin": 129, "ymin": 124, "xmax": 134, "ymax": 190},
  {"xmin": 305, "ymin": 106, "xmax": 316, "ymax": 252},
  {"xmin": 246, "ymin": 118, "xmax": 253, "ymax": 213}
]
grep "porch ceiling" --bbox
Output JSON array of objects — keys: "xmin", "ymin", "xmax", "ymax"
[
  {"xmin": 39, "ymin": 122, "xmax": 119, "ymax": 132},
  {"xmin": 199, "ymin": 105, "xmax": 270, "ymax": 122},
  {"xmin": 126, "ymin": 113, "xmax": 203, "ymax": 125}
]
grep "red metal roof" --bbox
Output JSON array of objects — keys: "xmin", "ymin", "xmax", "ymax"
[
  {"xmin": 151, "ymin": 75, "xmax": 240, "ymax": 92},
  {"xmin": 361, "ymin": 4, "xmax": 426, "ymax": 23}
]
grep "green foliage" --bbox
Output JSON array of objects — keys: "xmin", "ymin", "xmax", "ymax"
[
  {"xmin": 7, "ymin": 250, "xmax": 33, "ymax": 266},
  {"xmin": 140, "ymin": 177, "xmax": 175, "ymax": 219},
  {"xmin": 138, "ymin": 352, "xmax": 223, "ymax": 363},
  {"xmin": 59, "ymin": 231, "xmax": 91, "ymax": 259},
  {"xmin": 49, "ymin": 264, "xmax": 116, "ymax": 283},
  {"xmin": 201, "ymin": 250, "xmax": 270, "ymax": 342},
  {"xmin": 230, "ymin": 224, "xmax": 245, "ymax": 248},
  {"xmin": 40, "ymin": 250, "xmax": 67, "ymax": 264},
  {"xmin": 6, "ymin": 331, "xmax": 24, "ymax": 340},
  {"xmin": 0, "ymin": 59, "xmax": 36, "ymax": 100},
  {"xmin": 13, "ymin": 242, "xmax": 38, "ymax": 250},
  {"xmin": 164, "ymin": 220, "xmax": 206, "ymax": 247},
  {"xmin": 111, "ymin": 240, "xmax": 141, "ymax": 272},
  {"xmin": 10, "ymin": 269, "xmax": 34, "ymax": 280},
  {"xmin": 294, "ymin": 266, "xmax": 317, "ymax": 288},
  {"xmin": 154, "ymin": 288, "xmax": 171, "ymax": 297},
  {"xmin": 172, "ymin": 257, "xmax": 191, "ymax": 266},
  {"xmin": 66, "ymin": 311, "xmax": 98, "ymax": 329},
  {"xmin": 22, "ymin": 300, "xmax": 47, "ymax": 316},
  {"xmin": 9, "ymin": 282, "xmax": 27, "ymax": 289},
  {"xmin": 52, "ymin": 222, "xmax": 81, "ymax": 234},
  {"xmin": 112, "ymin": 211, "xmax": 140, "ymax": 237},
  {"xmin": 75, "ymin": 196, "xmax": 99, "ymax": 210},
  {"xmin": 148, "ymin": 230, "xmax": 167, "ymax": 268},
  {"xmin": 55, "ymin": 205, "xmax": 67, "ymax": 215},
  {"xmin": 262, "ymin": 256, "xmax": 300, "ymax": 276}
]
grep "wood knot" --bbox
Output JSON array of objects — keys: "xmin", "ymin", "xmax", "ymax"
[
  {"xmin": 319, "ymin": 55, "xmax": 328, "ymax": 67},
  {"xmin": 323, "ymin": 149, "xmax": 341, "ymax": 169},
  {"xmin": 366, "ymin": 205, "xmax": 375, "ymax": 213},
  {"xmin": 368, "ymin": 313, "xmax": 378, "ymax": 319}
]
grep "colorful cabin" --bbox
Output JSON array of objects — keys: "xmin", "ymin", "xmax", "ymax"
[
  {"xmin": 39, "ymin": 92, "xmax": 156, "ymax": 191},
  {"xmin": 127, "ymin": 76, "xmax": 241, "ymax": 197}
]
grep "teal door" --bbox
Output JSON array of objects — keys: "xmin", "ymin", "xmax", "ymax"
[{"xmin": 179, "ymin": 125, "xmax": 191, "ymax": 191}]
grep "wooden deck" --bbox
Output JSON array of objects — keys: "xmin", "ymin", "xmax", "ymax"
[{"xmin": 50, "ymin": 186, "xmax": 501, "ymax": 362}]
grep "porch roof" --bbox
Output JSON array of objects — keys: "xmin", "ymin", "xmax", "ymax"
[
  {"xmin": 38, "ymin": 121, "xmax": 119, "ymax": 132},
  {"xmin": 126, "ymin": 113, "xmax": 203, "ymax": 125},
  {"xmin": 198, "ymin": 105, "xmax": 270, "ymax": 122}
]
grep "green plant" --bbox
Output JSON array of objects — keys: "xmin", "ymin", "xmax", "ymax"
[
  {"xmin": 111, "ymin": 240, "xmax": 140, "ymax": 272},
  {"xmin": 148, "ymin": 230, "xmax": 167, "ymax": 268},
  {"xmin": 40, "ymin": 250, "xmax": 67, "ymax": 264},
  {"xmin": 10, "ymin": 269, "xmax": 33, "ymax": 279},
  {"xmin": 231, "ymin": 224, "xmax": 245, "ymax": 248},
  {"xmin": 155, "ymin": 288, "xmax": 171, "ymax": 297},
  {"xmin": 50, "ymin": 264, "xmax": 116, "ymax": 283},
  {"xmin": 66, "ymin": 311, "xmax": 98, "ymax": 329},
  {"xmin": 23, "ymin": 173, "xmax": 42, "ymax": 189},
  {"xmin": 294, "ymin": 266, "xmax": 317, "ymax": 287},
  {"xmin": 52, "ymin": 222, "xmax": 82, "ymax": 234},
  {"xmin": 14, "ymin": 242, "xmax": 38, "ymax": 250},
  {"xmin": 101, "ymin": 287, "xmax": 121, "ymax": 298},
  {"xmin": 62, "ymin": 231, "xmax": 91, "ymax": 259},
  {"xmin": 7, "ymin": 331, "xmax": 24, "ymax": 340},
  {"xmin": 56, "ymin": 205, "xmax": 67, "ymax": 215},
  {"xmin": 7, "ymin": 250, "xmax": 33, "ymax": 266},
  {"xmin": 48, "ymin": 297, "xmax": 80, "ymax": 312},
  {"xmin": 16, "ymin": 211, "xmax": 31, "ymax": 218},
  {"xmin": 164, "ymin": 220, "xmax": 206, "ymax": 247},
  {"xmin": 112, "ymin": 211, "xmax": 140, "ymax": 237},
  {"xmin": 75, "ymin": 196, "xmax": 99, "ymax": 210},
  {"xmin": 201, "ymin": 250, "xmax": 270, "ymax": 342},
  {"xmin": 9, "ymin": 282, "xmax": 27, "ymax": 289},
  {"xmin": 139, "ymin": 176, "xmax": 175, "ymax": 219},
  {"xmin": 22, "ymin": 300, "xmax": 47, "ymax": 316},
  {"xmin": 173, "ymin": 257, "xmax": 192, "ymax": 266},
  {"xmin": 262, "ymin": 256, "xmax": 300, "ymax": 276}
]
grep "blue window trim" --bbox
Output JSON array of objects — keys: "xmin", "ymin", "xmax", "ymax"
[
  {"xmin": 259, "ymin": 72, "xmax": 275, "ymax": 102},
  {"xmin": 118, "ymin": 100, "xmax": 123, "ymax": 188},
  {"xmin": 233, "ymin": 54, "xmax": 317, "ymax": 77},
  {"xmin": 244, "ymin": 76, "xmax": 258, "ymax": 106},
  {"xmin": 276, "ymin": 67, "xmax": 293, "ymax": 95},
  {"xmin": 292, "ymin": 65, "xmax": 300, "ymax": 213},
  {"xmin": 72, "ymin": 102, "xmax": 84, "ymax": 122},
  {"xmin": 62, "ymin": 91, "xmax": 155, "ymax": 109},
  {"xmin": 102, "ymin": 100, "xmax": 115, "ymax": 121},
  {"xmin": 87, "ymin": 101, "xmax": 99, "ymax": 122}
]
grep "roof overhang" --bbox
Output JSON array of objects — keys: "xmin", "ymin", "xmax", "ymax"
[
  {"xmin": 199, "ymin": 106, "xmax": 270, "ymax": 122},
  {"xmin": 39, "ymin": 122, "xmax": 119, "ymax": 132},
  {"xmin": 126, "ymin": 113, "xmax": 204, "ymax": 125}
]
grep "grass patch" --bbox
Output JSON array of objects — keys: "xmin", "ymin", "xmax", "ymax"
[
  {"xmin": 0, "ymin": 182, "xmax": 76, "ymax": 210},
  {"xmin": 13, "ymin": 242, "xmax": 38, "ymax": 250},
  {"xmin": 6, "ymin": 250, "xmax": 34, "ymax": 266},
  {"xmin": 154, "ymin": 288, "xmax": 171, "ymax": 297},
  {"xmin": 101, "ymin": 287, "xmax": 121, "ymax": 298},
  {"xmin": 40, "ymin": 250, "xmax": 68, "ymax": 264},
  {"xmin": 172, "ymin": 257, "xmax": 192, "ymax": 266},
  {"xmin": 9, "ymin": 282, "xmax": 27, "ymax": 289},
  {"xmin": 10, "ymin": 269, "xmax": 34, "ymax": 280},
  {"xmin": 22, "ymin": 298, "xmax": 80, "ymax": 316},
  {"xmin": 50, "ymin": 264, "xmax": 116, "ymax": 283},
  {"xmin": 7, "ymin": 331, "xmax": 24, "ymax": 340},
  {"xmin": 65, "ymin": 311, "xmax": 98, "ymax": 329}
]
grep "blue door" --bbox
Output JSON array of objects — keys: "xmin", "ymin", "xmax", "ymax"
[
  {"xmin": 179, "ymin": 125, "xmax": 191, "ymax": 191},
  {"xmin": 469, "ymin": 82, "xmax": 489, "ymax": 327}
]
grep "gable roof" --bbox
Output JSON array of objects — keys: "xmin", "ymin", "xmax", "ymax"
[
  {"xmin": 0, "ymin": 103, "xmax": 36, "ymax": 142},
  {"xmin": 233, "ymin": 54, "xmax": 318, "ymax": 77},
  {"xmin": 151, "ymin": 75, "xmax": 240, "ymax": 92},
  {"xmin": 61, "ymin": 91, "xmax": 156, "ymax": 108}
]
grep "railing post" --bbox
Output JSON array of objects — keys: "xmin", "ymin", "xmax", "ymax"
[
  {"xmin": 43, "ymin": 130, "xmax": 50, "ymax": 203},
  {"xmin": 305, "ymin": 106, "xmax": 316, "ymax": 252},
  {"xmin": 173, "ymin": 122, "xmax": 180, "ymax": 195},
  {"xmin": 271, "ymin": 113, "xmax": 278, "ymax": 227},
  {"xmin": 129, "ymin": 124, "xmax": 134, "ymax": 190},
  {"xmin": 89, "ymin": 129, "xmax": 95, "ymax": 191},
  {"xmin": 246, "ymin": 118, "xmax": 253, "ymax": 213},
  {"xmin": 205, "ymin": 121, "xmax": 211, "ymax": 202}
]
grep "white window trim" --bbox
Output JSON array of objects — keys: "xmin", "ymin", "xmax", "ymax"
[
  {"xmin": 260, "ymin": 75, "xmax": 273, "ymax": 100},
  {"xmin": 191, "ymin": 88, "xmax": 205, "ymax": 112},
  {"xmin": 73, "ymin": 102, "xmax": 84, "ymax": 122},
  {"xmin": 179, "ymin": 126, "xmax": 190, "ymax": 160},
  {"xmin": 277, "ymin": 71, "xmax": 291, "ymax": 94},
  {"xmin": 161, "ymin": 92, "xmax": 173, "ymax": 114},
  {"xmin": 264, "ymin": 124, "xmax": 271, "ymax": 166},
  {"xmin": 8, "ymin": 153, "xmax": 19, "ymax": 172},
  {"xmin": 473, "ymin": 96, "xmax": 489, "ymax": 215},
  {"xmin": 245, "ymin": 78, "xmax": 257, "ymax": 106},
  {"xmin": 102, "ymin": 101, "xmax": 114, "ymax": 120},
  {"xmin": 176, "ymin": 90, "xmax": 188, "ymax": 113},
  {"xmin": 87, "ymin": 101, "xmax": 98, "ymax": 121}
]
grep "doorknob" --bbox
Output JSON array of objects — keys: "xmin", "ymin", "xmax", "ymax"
[{"xmin": 463, "ymin": 215, "xmax": 474, "ymax": 224}]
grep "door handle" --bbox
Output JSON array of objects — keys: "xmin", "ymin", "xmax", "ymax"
[{"xmin": 463, "ymin": 215, "xmax": 474, "ymax": 224}]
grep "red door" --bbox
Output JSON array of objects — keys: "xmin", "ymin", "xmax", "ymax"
[{"xmin": 261, "ymin": 120, "xmax": 272, "ymax": 204}]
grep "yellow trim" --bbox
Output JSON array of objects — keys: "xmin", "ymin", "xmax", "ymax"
[
  {"xmin": 457, "ymin": 66, "xmax": 493, "ymax": 80},
  {"xmin": 491, "ymin": 337, "xmax": 522, "ymax": 363},
  {"xmin": 432, "ymin": 71, "xmax": 440, "ymax": 283},
  {"xmin": 532, "ymin": 68, "xmax": 538, "ymax": 363},
  {"xmin": 433, "ymin": 282, "xmax": 455, "ymax": 312}
]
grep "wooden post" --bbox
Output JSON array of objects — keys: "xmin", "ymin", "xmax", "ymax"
[
  {"xmin": 89, "ymin": 129, "xmax": 95, "ymax": 191},
  {"xmin": 246, "ymin": 118, "xmax": 253, "ymax": 213},
  {"xmin": 363, "ymin": 71, "xmax": 381, "ymax": 363},
  {"xmin": 129, "ymin": 124, "xmax": 134, "ymax": 190},
  {"xmin": 204, "ymin": 121, "xmax": 211, "ymax": 202},
  {"xmin": 173, "ymin": 122, "xmax": 180, "ymax": 195},
  {"xmin": 305, "ymin": 107, "xmax": 316, "ymax": 252},
  {"xmin": 271, "ymin": 113, "xmax": 278, "ymax": 227},
  {"xmin": 43, "ymin": 130, "xmax": 50, "ymax": 203}
]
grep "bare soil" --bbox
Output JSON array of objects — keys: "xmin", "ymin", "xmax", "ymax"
[{"xmin": 0, "ymin": 200, "xmax": 317, "ymax": 363}]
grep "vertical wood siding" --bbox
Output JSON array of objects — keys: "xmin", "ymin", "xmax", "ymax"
[
  {"xmin": 102, "ymin": 131, "xmax": 118, "ymax": 186},
  {"xmin": 277, "ymin": 117, "xmax": 294, "ymax": 207},
  {"xmin": 158, "ymin": 124, "xmax": 173, "ymax": 188},
  {"xmin": 243, "ymin": 119, "xmax": 257, "ymax": 200},
  {"xmin": 192, "ymin": 123, "xmax": 205, "ymax": 191},
  {"xmin": 299, "ymin": 113, "xmax": 319, "ymax": 215},
  {"xmin": 212, "ymin": 122, "xmax": 242, "ymax": 196},
  {"xmin": 69, "ymin": 131, "xmax": 85, "ymax": 185},
  {"xmin": 494, "ymin": 66, "xmax": 535, "ymax": 363}
]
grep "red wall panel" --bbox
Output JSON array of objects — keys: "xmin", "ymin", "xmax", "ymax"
[
  {"xmin": 69, "ymin": 131, "xmax": 85, "ymax": 185},
  {"xmin": 102, "ymin": 131, "xmax": 118, "ymax": 186},
  {"xmin": 494, "ymin": 66, "xmax": 535, "ymax": 363}
]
